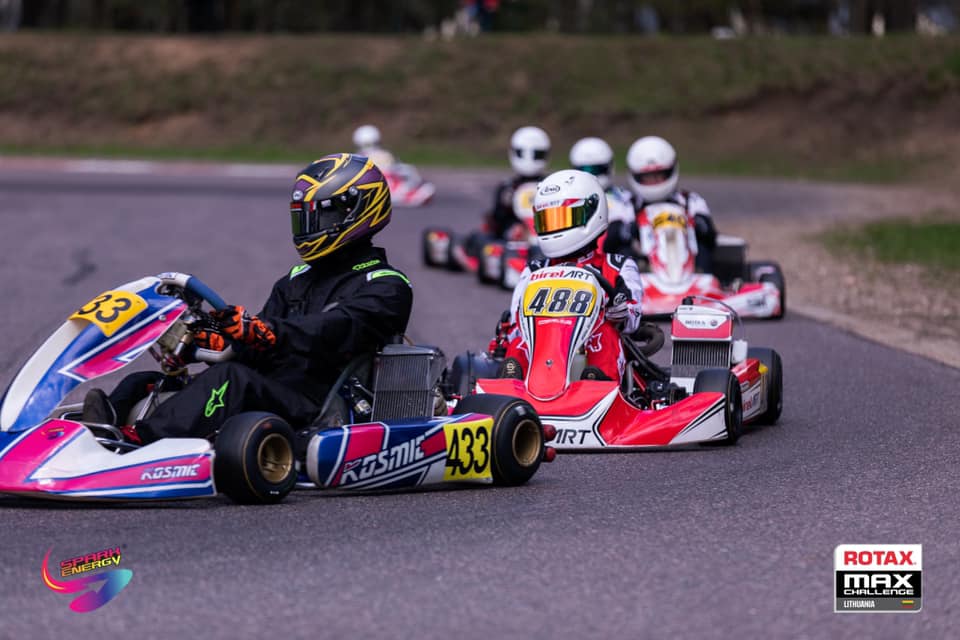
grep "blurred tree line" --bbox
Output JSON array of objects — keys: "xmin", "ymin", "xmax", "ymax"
[{"xmin": 10, "ymin": 0, "xmax": 927, "ymax": 34}]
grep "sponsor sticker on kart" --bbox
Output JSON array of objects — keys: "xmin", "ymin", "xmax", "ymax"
[
  {"xmin": 69, "ymin": 290, "xmax": 147, "ymax": 337},
  {"xmin": 443, "ymin": 419, "xmax": 493, "ymax": 482},
  {"xmin": 834, "ymin": 544, "xmax": 922, "ymax": 613}
]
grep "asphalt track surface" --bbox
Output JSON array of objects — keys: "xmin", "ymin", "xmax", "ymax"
[{"xmin": 0, "ymin": 164, "xmax": 957, "ymax": 639}]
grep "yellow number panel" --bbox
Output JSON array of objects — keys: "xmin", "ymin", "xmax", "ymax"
[
  {"xmin": 69, "ymin": 290, "xmax": 148, "ymax": 337},
  {"xmin": 443, "ymin": 419, "xmax": 493, "ymax": 481},
  {"xmin": 521, "ymin": 277, "xmax": 598, "ymax": 318}
]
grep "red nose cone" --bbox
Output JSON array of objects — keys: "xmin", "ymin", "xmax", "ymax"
[
  {"xmin": 543, "ymin": 446, "xmax": 556, "ymax": 463},
  {"xmin": 542, "ymin": 424, "xmax": 557, "ymax": 442}
]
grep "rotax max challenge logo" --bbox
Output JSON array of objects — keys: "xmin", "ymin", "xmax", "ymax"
[
  {"xmin": 834, "ymin": 544, "xmax": 922, "ymax": 613},
  {"xmin": 41, "ymin": 545, "xmax": 133, "ymax": 612}
]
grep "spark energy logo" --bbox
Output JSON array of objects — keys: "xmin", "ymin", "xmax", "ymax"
[{"xmin": 41, "ymin": 546, "xmax": 133, "ymax": 612}]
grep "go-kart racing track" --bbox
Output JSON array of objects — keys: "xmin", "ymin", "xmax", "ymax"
[{"xmin": 0, "ymin": 161, "xmax": 957, "ymax": 639}]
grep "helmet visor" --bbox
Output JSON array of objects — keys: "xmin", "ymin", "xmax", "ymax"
[
  {"xmin": 576, "ymin": 163, "xmax": 611, "ymax": 177},
  {"xmin": 514, "ymin": 148, "xmax": 548, "ymax": 160},
  {"xmin": 632, "ymin": 168, "xmax": 673, "ymax": 186},
  {"xmin": 290, "ymin": 188, "xmax": 362, "ymax": 237},
  {"xmin": 534, "ymin": 196, "xmax": 599, "ymax": 235}
]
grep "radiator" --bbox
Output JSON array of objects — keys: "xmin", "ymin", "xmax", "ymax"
[
  {"xmin": 671, "ymin": 341, "xmax": 731, "ymax": 378},
  {"xmin": 371, "ymin": 345, "xmax": 446, "ymax": 421}
]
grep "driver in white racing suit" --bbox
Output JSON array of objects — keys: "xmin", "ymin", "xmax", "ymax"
[
  {"xmin": 605, "ymin": 136, "xmax": 718, "ymax": 273},
  {"xmin": 499, "ymin": 170, "xmax": 644, "ymax": 382}
]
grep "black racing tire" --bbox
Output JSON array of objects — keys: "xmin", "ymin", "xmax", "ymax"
[
  {"xmin": 454, "ymin": 394, "xmax": 544, "ymax": 486},
  {"xmin": 747, "ymin": 347, "xmax": 783, "ymax": 425},
  {"xmin": 750, "ymin": 261, "xmax": 786, "ymax": 320},
  {"xmin": 422, "ymin": 228, "xmax": 452, "ymax": 268},
  {"xmin": 214, "ymin": 412, "xmax": 297, "ymax": 504},
  {"xmin": 693, "ymin": 368, "xmax": 743, "ymax": 445}
]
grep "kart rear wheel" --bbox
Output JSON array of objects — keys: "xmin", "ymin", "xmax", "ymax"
[
  {"xmin": 693, "ymin": 369, "xmax": 743, "ymax": 445},
  {"xmin": 214, "ymin": 412, "xmax": 297, "ymax": 504},
  {"xmin": 750, "ymin": 261, "xmax": 786, "ymax": 320},
  {"xmin": 747, "ymin": 347, "xmax": 783, "ymax": 425},
  {"xmin": 454, "ymin": 394, "xmax": 544, "ymax": 486}
]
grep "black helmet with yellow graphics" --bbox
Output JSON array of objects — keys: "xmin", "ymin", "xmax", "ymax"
[{"xmin": 289, "ymin": 153, "xmax": 392, "ymax": 262}]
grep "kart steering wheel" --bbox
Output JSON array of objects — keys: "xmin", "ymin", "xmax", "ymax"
[
  {"xmin": 157, "ymin": 272, "xmax": 233, "ymax": 363},
  {"xmin": 581, "ymin": 266, "xmax": 667, "ymax": 369}
]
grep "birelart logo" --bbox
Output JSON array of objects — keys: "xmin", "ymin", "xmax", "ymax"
[{"xmin": 41, "ymin": 546, "xmax": 133, "ymax": 612}]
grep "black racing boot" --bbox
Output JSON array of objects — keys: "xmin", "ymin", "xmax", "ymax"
[{"xmin": 81, "ymin": 388, "xmax": 118, "ymax": 426}]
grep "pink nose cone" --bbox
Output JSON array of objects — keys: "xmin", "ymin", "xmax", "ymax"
[
  {"xmin": 542, "ymin": 424, "xmax": 557, "ymax": 442},
  {"xmin": 543, "ymin": 446, "xmax": 557, "ymax": 463}
]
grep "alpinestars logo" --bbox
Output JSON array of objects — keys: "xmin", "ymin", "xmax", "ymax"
[{"xmin": 834, "ymin": 544, "xmax": 922, "ymax": 613}]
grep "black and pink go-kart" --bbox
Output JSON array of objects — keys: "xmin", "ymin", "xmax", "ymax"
[{"xmin": 0, "ymin": 272, "xmax": 551, "ymax": 504}]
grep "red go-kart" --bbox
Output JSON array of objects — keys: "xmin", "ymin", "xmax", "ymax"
[{"xmin": 450, "ymin": 265, "xmax": 783, "ymax": 450}]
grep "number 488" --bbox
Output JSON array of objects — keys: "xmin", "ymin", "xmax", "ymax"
[{"xmin": 525, "ymin": 287, "xmax": 594, "ymax": 316}]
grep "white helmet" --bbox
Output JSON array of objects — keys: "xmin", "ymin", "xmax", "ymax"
[
  {"xmin": 532, "ymin": 170, "xmax": 608, "ymax": 259},
  {"xmin": 352, "ymin": 124, "xmax": 381, "ymax": 151},
  {"xmin": 509, "ymin": 126, "xmax": 550, "ymax": 177},
  {"xmin": 626, "ymin": 136, "xmax": 678, "ymax": 202},
  {"xmin": 569, "ymin": 137, "xmax": 614, "ymax": 189}
]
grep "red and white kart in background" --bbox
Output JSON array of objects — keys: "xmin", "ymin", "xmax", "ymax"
[
  {"xmin": 636, "ymin": 202, "xmax": 785, "ymax": 319},
  {"xmin": 422, "ymin": 181, "xmax": 540, "ymax": 289},
  {"xmin": 383, "ymin": 162, "xmax": 435, "ymax": 207},
  {"xmin": 450, "ymin": 265, "xmax": 783, "ymax": 450}
]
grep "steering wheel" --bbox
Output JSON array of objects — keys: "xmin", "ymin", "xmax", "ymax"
[{"xmin": 156, "ymin": 272, "xmax": 233, "ymax": 363}]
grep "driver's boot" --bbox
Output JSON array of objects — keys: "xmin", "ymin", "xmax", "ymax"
[{"xmin": 81, "ymin": 389, "xmax": 117, "ymax": 426}]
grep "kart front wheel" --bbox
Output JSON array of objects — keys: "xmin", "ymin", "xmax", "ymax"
[
  {"xmin": 747, "ymin": 347, "xmax": 783, "ymax": 425},
  {"xmin": 215, "ymin": 412, "xmax": 297, "ymax": 504},
  {"xmin": 422, "ymin": 227, "xmax": 453, "ymax": 268},
  {"xmin": 454, "ymin": 394, "xmax": 544, "ymax": 486},
  {"xmin": 750, "ymin": 261, "xmax": 786, "ymax": 320},
  {"xmin": 693, "ymin": 369, "xmax": 743, "ymax": 445}
]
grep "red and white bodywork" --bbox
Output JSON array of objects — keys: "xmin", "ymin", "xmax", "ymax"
[
  {"xmin": 639, "ymin": 202, "xmax": 782, "ymax": 318},
  {"xmin": 383, "ymin": 163, "xmax": 435, "ymax": 207},
  {"xmin": 668, "ymin": 304, "xmax": 772, "ymax": 426},
  {"xmin": 473, "ymin": 266, "xmax": 743, "ymax": 450}
]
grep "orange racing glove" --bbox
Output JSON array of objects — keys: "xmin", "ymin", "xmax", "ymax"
[{"xmin": 211, "ymin": 305, "xmax": 277, "ymax": 351}]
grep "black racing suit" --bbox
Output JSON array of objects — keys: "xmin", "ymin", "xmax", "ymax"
[{"xmin": 134, "ymin": 243, "xmax": 413, "ymax": 443}]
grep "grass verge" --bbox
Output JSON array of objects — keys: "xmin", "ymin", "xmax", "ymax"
[{"xmin": 822, "ymin": 216, "xmax": 960, "ymax": 271}]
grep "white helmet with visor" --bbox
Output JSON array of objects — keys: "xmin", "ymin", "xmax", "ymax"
[
  {"xmin": 569, "ymin": 137, "xmax": 614, "ymax": 189},
  {"xmin": 509, "ymin": 126, "xmax": 551, "ymax": 177},
  {"xmin": 626, "ymin": 136, "xmax": 678, "ymax": 202},
  {"xmin": 532, "ymin": 170, "xmax": 608, "ymax": 258}
]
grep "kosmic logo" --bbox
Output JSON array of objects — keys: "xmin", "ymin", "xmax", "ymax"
[
  {"xmin": 834, "ymin": 544, "xmax": 922, "ymax": 613},
  {"xmin": 340, "ymin": 435, "xmax": 426, "ymax": 485},
  {"xmin": 41, "ymin": 545, "xmax": 133, "ymax": 612}
]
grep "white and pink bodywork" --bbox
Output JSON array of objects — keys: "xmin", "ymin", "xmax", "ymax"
[{"xmin": 0, "ymin": 275, "xmax": 216, "ymax": 501}]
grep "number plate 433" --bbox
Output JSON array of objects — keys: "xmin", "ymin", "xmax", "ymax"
[{"xmin": 443, "ymin": 420, "xmax": 493, "ymax": 482}]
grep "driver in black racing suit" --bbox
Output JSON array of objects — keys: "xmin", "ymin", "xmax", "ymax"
[{"xmin": 82, "ymin": 153, "xmax": 412, "ymax": 444}]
